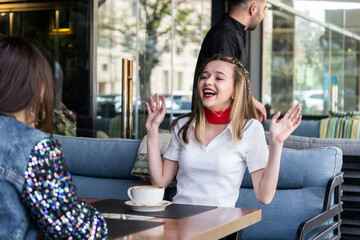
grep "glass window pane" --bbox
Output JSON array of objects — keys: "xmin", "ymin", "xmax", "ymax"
[
  {"xmin": 263, "ymin": 3, "xmax": 360, "ymax": 117},
  {"xmin": 343, "ymin": 37, "xmax": 358, "ymax": 112},
  {"xmin": 170, "ymin": 0, "xmax": 211, "ymax": 118},
  {"xmin": 330, "ymin": 31, "xmax": 345, "ymax": 112},
  {"xmin": 0, "ymin": 1, "xmax": 212, "ymax": 139},
  {"xmin": 96, "ymin": 0, "xmax": 137, "ymax": 138},
  {"xmin": 137, "ymin": 1, "xmax": 174, "ymax": 136},
  {"xmin": 263, "ymin": 8, "xmax": 295, "ymax": 113},
  {"xmin": 0, "ymin": 12, "xmax": 10, "ymax": 34},
  {"xmin": 282, "ymin": 0, "xmax": 360, "ymax": 29},
  {"xmin": 293, "ymin": 18, "xmax": 328, "ymax": 115},
  {"xmin": 96, "ymin": 0, "xmax": 211, "ymax": 139},
  {"xmin": 0, "ymin": 2, "xmax": 92, "ymax": 137}
]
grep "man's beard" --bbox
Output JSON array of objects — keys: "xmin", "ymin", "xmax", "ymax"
[
  {"xmin": 247, "ymin": 22, "xmax": 258, "ymax": 31},
  {"xmin": 247, "ymin": 14, "xmax": 262, "ymax": 31}
]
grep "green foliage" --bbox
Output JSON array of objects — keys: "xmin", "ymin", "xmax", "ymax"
[{"xmin": 54, "ymin": 104, "xmax": 77, "ymax": 136}]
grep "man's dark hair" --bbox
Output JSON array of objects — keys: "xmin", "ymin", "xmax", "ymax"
[{"xmin": 230, "ymin": 0, "xmax": 252, "ymax": 7}]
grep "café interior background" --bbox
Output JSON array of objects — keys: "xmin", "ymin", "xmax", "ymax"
[{"xmin": 0, "ymin": 0, "xmax": 359, "ymax": 139}]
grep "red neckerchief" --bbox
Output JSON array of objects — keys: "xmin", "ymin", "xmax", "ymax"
[{"xmin": 204, "ymin": 107, "xmax": 231, "ymax": 124}]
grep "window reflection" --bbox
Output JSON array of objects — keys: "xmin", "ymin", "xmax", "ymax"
[
  {"xmin": 0, "ymin": 12, "xmax": 10, "ymax": 34},
  {"xmin": 265, "ymin": 8, "xmax": 295, "ymax": 113},
  {"xmin": 0, "ymin": 1, "xmax": 92, "ymax": 136},
  {"xmin": 0, "ymin": 0, "xmax": 211, "ymax": 139},
  {"xmin": 344, "ymin": 37, "xmax": 359, "ymax": 111},
  {"xmin": 96, "ymin": 0, "xmax": 211, "ymax": 138},
  {"xmin": 294, "ymin": 19, "xmax": 328, "ymax": 115},
  {"xmin": 263, "ymin": 1, "xmax": 360, "ymax": 116}
]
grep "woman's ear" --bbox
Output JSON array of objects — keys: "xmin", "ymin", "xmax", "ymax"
[{"xmin": 28, "ymin": 107, "xmax": 37, "ymax": 127}]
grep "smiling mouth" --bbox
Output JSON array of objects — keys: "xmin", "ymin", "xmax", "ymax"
[{"xmin": 203, "ymin": 89, "xmax": 216, "ymax": 98}]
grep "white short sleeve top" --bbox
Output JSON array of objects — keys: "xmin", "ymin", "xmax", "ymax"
[{"xmin": 163, "ymin": 117, "xmax": 268, "ymax": 207}]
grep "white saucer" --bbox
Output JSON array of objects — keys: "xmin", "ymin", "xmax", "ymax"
[{"xmin": 125, "ymin": 200, "xmax": 172, "ymax": 212}]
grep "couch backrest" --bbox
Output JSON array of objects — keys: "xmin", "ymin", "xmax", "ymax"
[
  {"xmin": 265, "ymin": 131, "xmax": 360, "ymax": 156},
  {"xmin": 237, "ymin": 146, "xmax": 342, "ymax": 239},
  {"xmin": 55, "ymin": 135, "xmax": 141, "ymax": 179},
  {"xmin": 263, "ymin": 119, "xmax": 320, "ymax": 137}
]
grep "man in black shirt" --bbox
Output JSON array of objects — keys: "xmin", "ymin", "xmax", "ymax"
[{"xmin": 193, "ymin": 0, "xmax": 268, "ymax": 121}]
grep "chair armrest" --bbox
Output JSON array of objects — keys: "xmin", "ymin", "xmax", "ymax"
[{"xmin": 296, "ymin": 172, "xmax": 344, "ymax": 240}]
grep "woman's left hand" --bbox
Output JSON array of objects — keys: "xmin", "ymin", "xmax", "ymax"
[{"xmin": 269, "ymin": 104, "xmax": 302, "ymax": 144}]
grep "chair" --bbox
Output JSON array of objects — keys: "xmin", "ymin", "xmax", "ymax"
[
  {"xmin": 237, "ymin": 146, "xmax": 343, "ymax": 239},
  {"xmin": 296, "ymin": 172, "xmax": 343, "ymax": 240}
]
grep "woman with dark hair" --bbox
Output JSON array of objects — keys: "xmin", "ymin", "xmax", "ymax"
[
  {"xmin": 146, "ymin": 54, "xmax": 302, "ymax": 207},
  {"xmin": 0, "ymin": 36, "xmax": 108, "ymax": 239}
]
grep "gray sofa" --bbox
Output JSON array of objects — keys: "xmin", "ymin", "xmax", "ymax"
[
  {"xmin": 264, "ymin": 119, "xmax": 360, "ymax": 239},
  {"xmin": 56, "ymin": 133, "xmax": 343, "ymax": 240}
]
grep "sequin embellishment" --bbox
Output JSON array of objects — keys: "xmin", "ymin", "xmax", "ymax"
[{"xmin": 22, "ymin": 138, "xmax": 108, "ymax": 239}]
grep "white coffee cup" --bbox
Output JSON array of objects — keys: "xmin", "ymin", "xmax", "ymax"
[{"xmin": 127, "ymin": 185, "xmax": 165, "ymax": 206}]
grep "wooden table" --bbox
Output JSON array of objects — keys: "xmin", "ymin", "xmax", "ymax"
[{"xmin": 84, "ymin": 198, "xmax": 261, "ymax": 240}]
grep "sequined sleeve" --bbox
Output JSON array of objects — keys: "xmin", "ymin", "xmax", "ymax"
[{"xmin": 21, "ymin": 138, "xmax": 108, "ymax": 239}]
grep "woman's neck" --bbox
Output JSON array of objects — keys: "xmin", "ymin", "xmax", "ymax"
[
  {"xmin": 205, "ymin": 122, "xmax": 228, "ymax": 127},
  {"xmin": 204, "ymin": 122, "xmax": 228, "ymax": 147},
  {"xmin": 13, "ymin": 110, "xmax": 35, "ymax": 127}
]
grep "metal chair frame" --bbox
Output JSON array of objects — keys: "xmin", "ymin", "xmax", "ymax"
[{"xmin": 296, "ymin": 172, "xmax": 344, "ymax": 240}]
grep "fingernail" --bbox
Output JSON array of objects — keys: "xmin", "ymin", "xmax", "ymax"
[{"xmin": 277, "ymin": 111, "xmax": 281, "ymax": 115}]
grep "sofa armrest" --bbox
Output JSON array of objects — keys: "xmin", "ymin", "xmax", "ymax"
[{"xmin": 296, "ymin": 172, "xmax": 344, "ymax": 240}]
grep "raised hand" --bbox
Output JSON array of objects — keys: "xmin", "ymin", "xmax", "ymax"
[
  {"xmin": 145, "ymin": 94, "xmax": 166, "ymax": 131},
  {"xmin": 269, "ymin": 104, "xmax": 302, "ymax": 144}
]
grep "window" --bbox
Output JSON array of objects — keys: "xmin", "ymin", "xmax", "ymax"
[
  {"xmin": 0, "ymin": 0, "xmax": 212, "ymax": 139},
  {"xmin": 263, "ymin": 1, "xmax": 360, "ymax": 116},
  {"xmin": 102, "ymin": 64, "xmax": 108, "ymax": 71},
  {"xmin": 96, "ymin": 0, "xmax": 211, "ymax": 138}
]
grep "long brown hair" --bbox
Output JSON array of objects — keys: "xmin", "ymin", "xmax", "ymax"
[
  {"xmin": 0, "ymin": 36, "xmax": 54, "ymax": 133},
  {"xmin": 170, "ymin": 54, "xmax": 257, "ymax": 144}
]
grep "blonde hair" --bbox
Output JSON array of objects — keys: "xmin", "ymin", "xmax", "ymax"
[{"xmin": 170, "ymin": 54, "xmax": 258, "ymax": 144}]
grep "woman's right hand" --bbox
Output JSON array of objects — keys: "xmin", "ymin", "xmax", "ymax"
[{"xmin": 145, "ymin": 94, "xmax": 166, "ymax": 131}]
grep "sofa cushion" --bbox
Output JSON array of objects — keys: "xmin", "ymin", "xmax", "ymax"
[
  {"xmin": 130, "ymin": 133, "xmax": 177, "ymax": 187},
  {"xmin": 320, "ymin": 116, "xmax": 360, "ymax": 139},
  {"xmin": 265, "ymin": 131, "xmax": 360, "ymax": 155},
  {"xmin": 131, "ymin": 133, "xmax": 170, "ymax": 178},
  {"xmin": 238, "ymin": 187, "xmax": 328, "ymax": 240},
  {"xmin": 263, "ymin": 119, "xmax": 320, "ymax": 137},
  {"xmin": 72, "ymin": 175, "xmax": 148, "ymax": 200},
  {"xmin": 241, "ymin": 146, "xmax": 342, "ymax": 189},
  {"xmin": 237, "ymin": 146, "xmax": 342, "ymax": 239},
  {"xmin": 55, "ymin": 135, "xmax": 141, "ymax": 179}
]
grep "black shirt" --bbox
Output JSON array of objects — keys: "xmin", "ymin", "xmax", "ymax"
[{"xmin": 193, "ymin": 14, "xmax": 248, "ymax": 102}]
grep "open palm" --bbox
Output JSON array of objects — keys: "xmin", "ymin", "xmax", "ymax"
[
  {"xmin": 145, "ymin": 94, "xmax": 166, "ymax": 130},
  {"xmin": 269, "ymin": 104, "xmax": 302, "ymax": 143}
]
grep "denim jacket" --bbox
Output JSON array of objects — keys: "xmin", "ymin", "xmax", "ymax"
[
  {"xmin": 0, "ymin": 115, "xmax": 46, "ymax": 239},
  {"xmin": 0, "ymin": 115, "xmax": 107, "ymax": 239}
]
